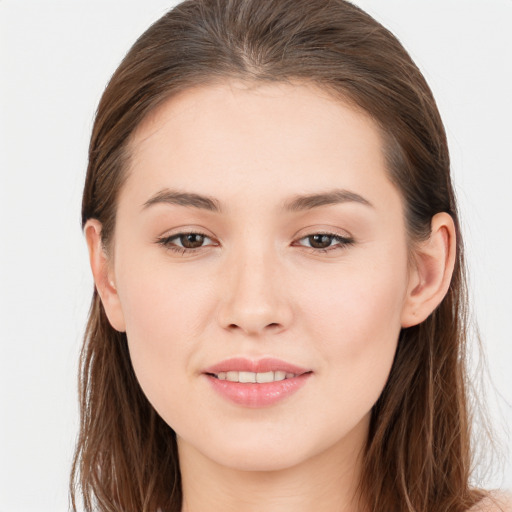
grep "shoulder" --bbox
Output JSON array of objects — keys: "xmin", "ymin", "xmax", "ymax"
[{"xmin": 467, "ymin": 491, "xmax": 512, "ymax": 512}]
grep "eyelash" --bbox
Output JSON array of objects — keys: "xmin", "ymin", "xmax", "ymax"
[{"xmin": 156, "ymin": 231, "xmax": 354, "ymax": 256}]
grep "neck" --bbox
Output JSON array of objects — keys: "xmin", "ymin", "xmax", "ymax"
[{"xmin": 177, "ymin": 418, "xmax": 368, "ymax": 512}]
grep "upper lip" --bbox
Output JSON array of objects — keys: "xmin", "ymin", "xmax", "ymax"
[{"xmin": 203, "ymin": 357, "xmax": 311, "ymax": 375}]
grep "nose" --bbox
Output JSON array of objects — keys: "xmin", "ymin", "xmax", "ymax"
[{"xmin": 216, "ymin": 245, "xmax": 293, "ymax": 337}]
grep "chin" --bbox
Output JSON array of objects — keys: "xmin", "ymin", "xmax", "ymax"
[
  {"xmin": 211, "ymin": 444, "xmax": 308, "ymax": 472},
  {"xmin": 178, "ymin": 427, "xmax": 315, "ymax": 472}
]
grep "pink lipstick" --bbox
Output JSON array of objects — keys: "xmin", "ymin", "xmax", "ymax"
[{"xmin": 203, "ymin": 357, "xmax": 312, "ymax": 408}]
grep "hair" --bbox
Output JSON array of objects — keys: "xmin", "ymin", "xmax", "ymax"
[{"xmin": 72, "ymin": 1, "xmax": 488, "ymax": 511}]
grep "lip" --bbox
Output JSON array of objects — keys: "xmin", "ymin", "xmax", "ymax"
[
  {"xmin": 202, "ymin": 357, "xmax": 313, "ymax": 408},
  {"xmin": 203, "ymin": 357, "xmax": 311, "ymax": 375}
]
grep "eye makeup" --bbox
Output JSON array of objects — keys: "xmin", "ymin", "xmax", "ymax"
[{"xmin": 156, "ymin": 230, "xmax": 354, "ymax": 256}]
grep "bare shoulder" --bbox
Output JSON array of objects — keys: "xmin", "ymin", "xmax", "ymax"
[{"xmin": 468, "ymin": 491, "xmax": 512, "ymax": 512}]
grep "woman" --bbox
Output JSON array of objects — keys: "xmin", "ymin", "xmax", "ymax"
[{"xmin": 71, "ymin": 0, "xmax": 511, "ymax": 510}]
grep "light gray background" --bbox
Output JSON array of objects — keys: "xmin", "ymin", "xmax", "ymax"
[{"xmin": 0, "ymin": 1, "xmax": 511, "ymax": 510}]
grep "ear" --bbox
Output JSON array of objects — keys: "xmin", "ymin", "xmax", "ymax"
[
  {"xmin": 84, "ymin": 219, "xmax": 126, "ymax": 332},
  {"xmin": 401, "ymin": 212, "xmax": 457, "ymax": 328}
]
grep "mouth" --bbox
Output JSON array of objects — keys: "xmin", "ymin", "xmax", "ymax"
[
  {"xmin": 206, "ymin": 370, "xmax": 306, "ymax": 383},
  {"xmin": 202, "ymin": 357, "xmax": 313, "ymax": 407},
  {"xmin": 202, "ymin": 356, "xmax": 312, "ymax": 379}
]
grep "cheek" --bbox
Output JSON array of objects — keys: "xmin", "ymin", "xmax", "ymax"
[
  {"xmin": 115, "ymin": 258, "xmax": 214, "ymax": 408},
  {"xmin": 303, "ymin": 251, "xmax": 407, "ymax": 406},
  {"xmin": 305, "ymin": 250, "xmax": 407, "ymax": 336}
]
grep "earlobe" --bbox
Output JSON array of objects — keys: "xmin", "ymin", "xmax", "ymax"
[
  {"xmin": 84, "ymin": 219, "xmax": 126, "ymax": 332},
  {"xmin": 401, "ymin": 212, "xmax": 457, "ymax": 328}
]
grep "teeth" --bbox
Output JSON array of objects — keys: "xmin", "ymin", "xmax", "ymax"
[
  {"xmin": 239, "ymin": 371, "xmax": 256, "ymax": 383},
  {"xmin": 214, "ymin": 371, "xmax": 298, "ymax": 383},
  {"xmin": 274, "ymin": 370, "xmax": 286, "ymax": 381},
  {"xmin": 256, "ymin": 371, "xmax": 274, "ymax": 383}
]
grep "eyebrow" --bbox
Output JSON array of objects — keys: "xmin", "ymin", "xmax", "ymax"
[
  {"xmin": 284, "ymin": 189, "xmax": 373, "ymax": 212},
  {"xmin": 143, "ymin": 189, "xmax": 222, "ymax": 212},
  {"xmin": 142, "ymin": 188, "xmax": 373, "ymax": 213}
]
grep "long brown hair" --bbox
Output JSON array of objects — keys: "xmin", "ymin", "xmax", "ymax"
[{"xmin": 72, "ymin": 1, "xmax": 486, "ymax": 510}]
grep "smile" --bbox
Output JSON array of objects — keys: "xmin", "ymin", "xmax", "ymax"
[
  {"xmin": 203, "ymin": 357, "xmax": 313, "ymax": 407},
  {"xmin": 211, "ymin": 371, "xmax": 298, "ymax": 383}
]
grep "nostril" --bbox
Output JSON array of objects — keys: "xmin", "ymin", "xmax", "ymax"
[{"xmin": 226, "ymin": 322, "xmax": 282, "ymax": 333}]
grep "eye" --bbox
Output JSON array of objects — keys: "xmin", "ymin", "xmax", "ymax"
[
  {"xmin": 295, "ymin": 232, "xmax": 354, "ymax": 253},
  {"xmin": 157, "ymin": 231, "xmax": 216, "ymax": 255}
]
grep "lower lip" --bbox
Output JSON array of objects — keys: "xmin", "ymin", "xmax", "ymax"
[{"xmin": 204, "ymin": 373, "xmax": 312, "ymax": 408}]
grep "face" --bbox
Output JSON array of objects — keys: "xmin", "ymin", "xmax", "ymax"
[{"xmin": 106, "ymin": 82, "xmax": 414, "ymax": 472}]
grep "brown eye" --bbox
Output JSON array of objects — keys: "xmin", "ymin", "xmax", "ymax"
[
  {"xmin": 157, "ymin": 232, "xmax": 215, "ymax": 254},
  {"xmin": 179, "ymin": 233, "xmax": 206, "ymax": 249},
  {"xmin": 308, "ymin": 234, "xmax": 333, "ymax": 249},
  {"xmin": 296, "ymin": 232, "xmax": 354, "ymax": 253}
]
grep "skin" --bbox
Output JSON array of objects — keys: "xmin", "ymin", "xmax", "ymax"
[{"xmin": 86, "ymin": 81, "xmax": 456, "ymax": 512}]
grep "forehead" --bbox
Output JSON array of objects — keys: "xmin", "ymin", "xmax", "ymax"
[{"xmin": 122, "ymin": 80, "xmax": 397, "ymax": 214}]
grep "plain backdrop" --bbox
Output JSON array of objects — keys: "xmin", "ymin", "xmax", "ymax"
[{"xmin": 0, "ymin": 1, "xmax": 511, "ymax": 510}]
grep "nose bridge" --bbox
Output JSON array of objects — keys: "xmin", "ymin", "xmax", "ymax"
[{"xmin": 217, "ymin": 234, "xmax": 292, "ymax": 335}]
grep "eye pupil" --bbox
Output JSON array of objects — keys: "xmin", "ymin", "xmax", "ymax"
[
  {"xmin": 310, "ymin": 234, "xmax": 332, "ymax": 249},
  {"xmin": 182, "ymin": 233, "xmax": 205, "ymax": 248}
]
